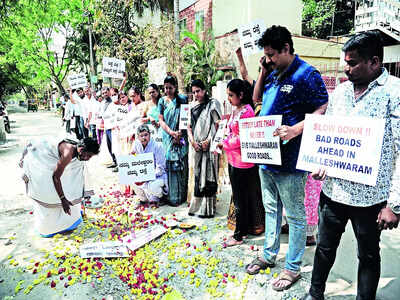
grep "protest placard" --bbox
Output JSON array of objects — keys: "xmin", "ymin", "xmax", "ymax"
[
  {"xmin": 67, "ymin": 73, "xmax": 87, "ymax": 90},
  {"xmin": 179, "ymin": 104, "xmax": 190, "ymax": 130},
  {"xmin": 148, "ymin": 57, "xmax": 167, "ymax": 85},
  {"xmin": 238, "ymin": 19, "xmax": 266, "ymax": 57},
  {"xmin": 122, "ymin": 225, "xmax": 168, "ymax": 252},
  {"xmin": 80, "ymin": 242, "xmax": 129, "ymax": 258},
  {"xmin": 102, "ymin": 57, "xmax": 126, "ymax": 79},
  {"xmin": 147, "ymin": 124, "xmax": 163, "ymax": 144},
  {"xmin": 296, "ymin": 114, "xmax": 385, "ymax": 186},
  {"xmin": 117, "ymin": 153, "xmax": 156, "ymax": 184},
  {"xmin": 239, "ymin": 115, "xmax": 282, "ymax": 165},
  {"xmin": 210, "ymin": 119, "xmax": 227, "ymax": 154},
  {"xmin": 119, "ymin": 111, "xmax": 141, "ymax": 138}
]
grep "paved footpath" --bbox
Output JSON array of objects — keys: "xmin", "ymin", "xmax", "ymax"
[{"xmin": 0, "ymin": 111, "xmax": 399, "ymax": 300}]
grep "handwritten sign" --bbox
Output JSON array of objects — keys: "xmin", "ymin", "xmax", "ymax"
[
  {"xmin": 67, "ymin": 73, "xmax": 87, "ymax": 90},
  {"xmin": 102, "ymin": 57, "xmax": 126, "ymax": 79},
  {"xmin": 296, "ymin": 114, "xmax": 385, "ymax": 186},
  {"xmin": 148, "ymin": 57, "xmax": 167, "ymax": 85},
  {"xmin": 210, "ymin": 119, "xmax": 227, "ymax": 154},
  {"xmin": 147, "ymin": 124, "xmax": 163, "ymax": 144},
  {"xmin": 122, "ymin": 225, "xmax": 168, "ymax": 252},
  {"xmin": 119, "ymin": 111, "xmax": 141, "ymax": 138},
  {"xmin": 179, "ymin": 104, "xmax": 190, "ymax": 130},
  {"xmin": 80, "ymin": 242, "xmax": 129, "ymax": 258},
  {"xmin": 239, "ymin": 116, "xmax": 282, "ymax": 165},
  {"xmin": 238, "ymin": 19, "xmax": 266, "ymax": 57},
  {"xmin": 117, "ymin": 153, "xmax": 156, "ymax": 184}
]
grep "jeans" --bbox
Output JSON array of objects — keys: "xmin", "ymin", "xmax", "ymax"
[
  {"xmin": 309, "ymin": 192, "xmax": 385, "ymax": 300},
  {"xmin": 97, "ymin": 129, "xmax": 104, "ymax": 145},
  {"xmin": 74, "ymin": 116, "xmax": 83, "ymax": 140},
  {"xmin": 259, "ymin": 168, "xmax": 307, "ymax": 272},
  {"xmin": 228, "ymin": 165, "xmax": 262, "ymax": 241},
  {"xmin": 105, "ymin": 129, "xmax": 116, "ymax": 164},
  {"xmin": 89, "ymin": 124, "xmax": 97, "ymax": 141}
]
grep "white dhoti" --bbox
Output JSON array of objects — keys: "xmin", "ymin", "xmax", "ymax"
[
  {"xmin": 21, "ymin": 138, "xmax": 90, "ymax": 236},
  {"xmin": 132, "ymin": 178, "xmax": 167, "ymax": 203}
]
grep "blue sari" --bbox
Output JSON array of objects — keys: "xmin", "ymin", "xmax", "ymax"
[{"xmin": 158, "ymin": 94, "xmax": 189, "ymax": 205}]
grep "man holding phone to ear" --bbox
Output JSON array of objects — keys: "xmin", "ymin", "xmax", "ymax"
[{"xmin": 247, "ymin": 25, "xmax": 328, "ymax": 291}]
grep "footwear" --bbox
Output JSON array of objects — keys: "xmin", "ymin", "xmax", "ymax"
[
  {"xmin": 245, "ymin": 257, "xmax": 275, "ymax": 275},
  {"xmin": 306, "ymin": 235, "xmax": 316, "ymax": 246},
  {"xmin": 301, "ymin": 294, "xmax": 318, "ymax": 300},
  {"xmin": 223, "ymin": 237, "xmax": 243, "ymax": 247},
  {"xmin": 107, "ymin": 163, "xmax": 117, "ymax": 168},
  {"xmin": 281, "ymin": 224, "xmax": 289, "ymax": 234},
  {"xmin": 271, "ymin": 270, "xmax": 301, "ymax": 291},
  {"xmin": 112, "ymin": 167, "xmax": 119, "ymax": 172}
]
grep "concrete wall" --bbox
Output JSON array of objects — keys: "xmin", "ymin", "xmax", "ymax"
[{"xmin": 212, "ymin": 0, "xmax": 303, "ymax": 37}]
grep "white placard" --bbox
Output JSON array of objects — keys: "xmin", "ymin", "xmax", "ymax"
[
  {"xmin": 119, "ymin": 111, "xmax": 141, "ymax": 138},
  {"xmin": 122, "ymin": 225, "xmax": 168, "ymax": 252},
  {"xmin": 179, "ymin": 104, "xmax": 190, "ymax": 130},
  {"xmin": 239, "ymin": 116, "xmax": 282, "ymax": 165},
  {"xmin": 147, "ymin": 124, "xmax": 163, "ymax": 144},
  {"xmin": 117, "ymin": 153, "xmax": 156, "ymax": 184},
  {"xmin": 238, "ymin": 19, "xmax": 266, "ymax": 57},
  {"xmin": 296, "ymin": 114, "xmax": 385, "ymax": 186},
  {"xmin": 210, "ymin": 119, "xmax": 227, "ymax": 154},
  {"xmin": 80, "ymin": 242, "xmax": 129, "ymax": 258},
  {"xmin": 102, "ymin": 57, "xmax": 126, "ymax": 79},
  {"xmin": 148, "ymin": 57, "xmax": 167, "ymax": 85},
  {"xmin": 67, "ymin": 73, "xmax": 88, "ymax": 90}
]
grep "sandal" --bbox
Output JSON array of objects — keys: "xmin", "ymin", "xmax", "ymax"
[
  {"xmin": 245, "ymin": 257, "xmax": 275, "ymax": 275},
  {"xmin": 272, "ymin": 270, "xmax": 301, "ymax": 291},
  {"xmin": 223, "ymin": 237, "xmax": 243, "ymax": 247}
]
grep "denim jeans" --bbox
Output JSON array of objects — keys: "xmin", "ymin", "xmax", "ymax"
[
  {"xmin": 309, "ymin": 192, "xmax": 385, "ymax": 300},
  {"xmin": 89, "ymin": 124, "xmax": 97, "ymax": 141},
  {"xmin": 74, "ymin": 116, "xmax": 83, "ymax": 140},
  {"xmin": 259, "ymin": 168, "xmax": 307, "ymax": 272},
  {"xmin": 105, "ymin": 129, "xmax": 116, "ymax": 164}
]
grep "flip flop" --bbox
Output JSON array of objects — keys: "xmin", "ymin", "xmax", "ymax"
[
  {"xmin": 272, "ymin": 270, "xmax": 301, "ymax": 291},
  {"xmin": 245, "ymin": 257, "xmax": 275, "ymax": 275}
]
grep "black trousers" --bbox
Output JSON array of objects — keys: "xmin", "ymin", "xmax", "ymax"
[
  {"xmin": 228, "ymin": 165, "xmax": 262, "ymax": 241},
  {"xmin": 309, "ymin": 192, "xmax": 385, "ymax": 300}
]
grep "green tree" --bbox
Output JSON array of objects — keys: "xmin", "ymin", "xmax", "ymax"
[{"xmin": 302, "ymin": 0, "xmax": 354, "ymax": 39}]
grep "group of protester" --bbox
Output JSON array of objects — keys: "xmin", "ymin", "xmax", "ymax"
[{"xmin": 21, "ymin": 25, "xmax": 400, "ymax": 300}]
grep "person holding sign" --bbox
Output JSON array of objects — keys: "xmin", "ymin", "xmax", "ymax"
[
  {"xmin": 187, "ymin": 79, "xmax": 222, "ymax": 218},
  {"xmin": 218, "ymin": 79, "xmax": 263, "ymax": 246},
  {"xmin": 302, "ymin": 31, "xmax": 400, "ymax": 300},
  {"xmin": 158, "ymin": 75, "xmax": 189, "ymax": 206},
  {"xmin": 131, "ymin": 124, "xmax": 168, "ymax": 206},
  {"xmin": 19, "ymin": 138, "xmax": 99, "ymax": 237},
  {"xmin": 248, "ymin": 26, "xmax": 329, "ymax": 291}
]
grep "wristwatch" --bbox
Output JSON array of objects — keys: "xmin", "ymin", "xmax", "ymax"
[{"xmin": 389, "ymin": 204, "xmax": 400, "ymax": 215}]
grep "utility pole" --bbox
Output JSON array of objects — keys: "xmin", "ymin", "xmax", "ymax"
[
  {"xmin": 174, "ymin": 0, "xmax": 180, "ymax": 41},
  {"xmin": 82, "ymin": 0, "xmax": 95, "ymax": 89}
]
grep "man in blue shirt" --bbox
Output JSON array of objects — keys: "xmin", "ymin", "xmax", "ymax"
[{"xmin": 246, "ymin": 25, "xmax": 328, "ymax": 291}]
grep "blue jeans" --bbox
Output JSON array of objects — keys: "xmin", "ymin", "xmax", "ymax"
[
  {"xmin": 89, "ymin": 124, "xmax": 97, "ymax": 141},
  {"xmin": 259, "ymin": 168, "xmax": 307, "ymax": 272}
]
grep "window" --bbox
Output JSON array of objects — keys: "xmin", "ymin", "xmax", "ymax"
[
  {"xmin": 179, "ymin": 18, "xmax": 187, "ymax": 32},
  {"xmin": 195, "ymin": 10, "xmax": 205, "ymax": 33}
]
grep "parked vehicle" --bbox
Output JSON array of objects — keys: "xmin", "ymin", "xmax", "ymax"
[{"xmin": 27, "ymin": 100, "xmax": 38, "ymax": 112}]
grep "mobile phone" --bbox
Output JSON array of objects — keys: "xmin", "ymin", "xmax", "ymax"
[{"xmin": 262, "ymin": 56, "xmax": 271, "ymax": 69}]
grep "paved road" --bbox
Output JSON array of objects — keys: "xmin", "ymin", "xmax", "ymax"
[{"xmin": 0, "ymin": 111, "xmax": 399, "ymax": 300}]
